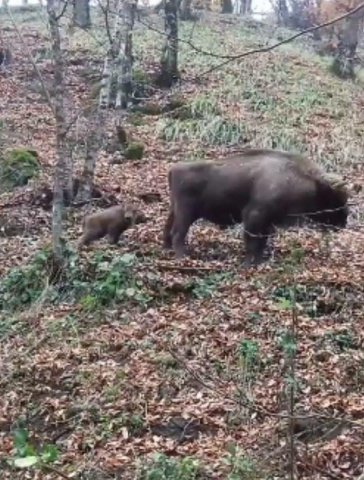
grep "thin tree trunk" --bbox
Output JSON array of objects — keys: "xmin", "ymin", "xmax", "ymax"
[
  {"xmin": 47, "ymin": 0, "xmax": 69, "ymax": 267},
  {"xmin": 180, "ymin": 0, "xmax": 194, "ymax": 20},
  {"xmin": 99, "ymin": 0, "xmax": 135, "ymax": 109},
  {"xmin": 332, "ymin": 12, "xmax": 362, "ymax": 78},
  {"xmin": 221, "ymin": 0, "xmax": 233, "ymax": 13},
  {"xmin": 115, "ymin": 0, "xmax": 136, "ymax": 109},
  {"xmin": 276, "ymin": 0, "xmax": 289, "ymax": 25},
  {"xmin": 157, "ymin": 0, "xmax": 179, "ymax": 87},
  {"xmin": 76, "ymin": 110, "xmax": 102, "ymax": 201},
  {"xmin": 73, "ymin": 0, "xmax": 91, "ymax": 29},
  {"xmin": 22, "ymin": 0, "xmax": 28, "ymax": 6}
]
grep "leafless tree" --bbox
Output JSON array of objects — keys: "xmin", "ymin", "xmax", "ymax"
[
  {"xmin": 180, "ymin": 0, "xmax": 194, "ymax": 20},
  {"xmin": 221, "ymin": 0, "xmax": 233, "ymax": 13},
  {"xmin": 332, "ymin": 8, "xmax": 364, "ymax": 78},
  {"xmin": 99, "ymin": 0, "xmax": 137, "ymax": 108},
  {"xmin": 73, "ymin": 0, "xmax": 91, "ymax": 29},
  {"xmin": 47, "ymin": 0, "xmax": 71, "ymax": 266},
  {"xmin": 157, "ymin": 0, "xmax": 179, "ymax": 87}
]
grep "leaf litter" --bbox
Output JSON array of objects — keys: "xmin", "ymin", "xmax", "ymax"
[{"xmin": 0, "ymin": 11, "xmax": 364, "ymax": 480}]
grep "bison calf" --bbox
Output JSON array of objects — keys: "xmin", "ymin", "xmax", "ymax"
[
  {"xmin": 78, "ymin": 205, "xmax": 147, "ymax": 248},
  {"xmin": 163, "ymin": 149, "xmax": 349, "ymax": 265}
]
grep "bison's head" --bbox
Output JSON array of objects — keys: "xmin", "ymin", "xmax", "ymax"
[{"xmin": 313, "ymin": 176, "xmax": 349, "ymax": 229}]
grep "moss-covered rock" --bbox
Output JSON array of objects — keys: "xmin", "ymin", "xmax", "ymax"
[
  {"xmin": 124, "ymin": 142, "xmax": 145, "ymax": 160},
  {"xmin": 0, "ymin": 148, "xmax": 40, "ymax": 191}
]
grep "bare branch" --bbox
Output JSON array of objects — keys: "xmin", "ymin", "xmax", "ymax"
[
  {"xmin": 55, "ymin": 0, "xmax": 70, "ymax": 22},
  {"xmin": 5, "ymin": 6, "xmax": 56, "ymax": 116},
  {"xmin": 198, "ymin": 1, "xmax": 364, "ymax": 78}
]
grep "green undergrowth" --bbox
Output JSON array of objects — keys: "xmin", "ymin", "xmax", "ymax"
[
  {"xmin": 0, "ymin": 248, "xmax": 152, "ymax": 320},
  {"xmin": 0, "ymin": 148, "xmax": 40, "ymax": 191}
]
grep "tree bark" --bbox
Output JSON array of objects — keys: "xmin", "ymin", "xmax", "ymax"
[
  {"xmin": 47, "ymin": 0, "xmax": 69, "ymax": 267},
  {"xmin": 99, "ymin": 0, "xmax": 136, "ymax": 109},
  {"xmin": 276, "ymin": 0, "xmax": 289, "ymax": 25},
  {"xmin": 76, "ymin": 110, "xmax": 102, "ymax": 202},
  {"xmin": 157, "ymin": 0, "xmax": 179, "ymax": 87},
  {"xmin": 73, "ymin": 0, "xmax": 91, "ymax": 29},
  {"xmin": 221, "ymin": 0, "xmax": 233, "ymax": 13},
  {"xmin": 180, "ymin": 0, "xmax": 194, "ymax": 20},
  {"xmin": 115, "ymin": 0, "xmax": 136, "ymax": 109},
  {"xmin": 332, "ymin": 14, "xmax": 360, "ymax": 78}
]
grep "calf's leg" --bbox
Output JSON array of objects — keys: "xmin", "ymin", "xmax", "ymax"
[
  {"xmin": 78, "ymin": 228, "xmax": 105, "ymax": 249},
  {"xmin": 108, "ymin": 225, "xmax": 126, "ymax": 245}
]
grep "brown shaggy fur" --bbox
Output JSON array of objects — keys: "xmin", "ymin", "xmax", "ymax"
[
  {"xmin": 78, "ymin": 205, "xmax": 147, "ymax": 248},
  {"xmin": 163, "ymin": 149, "xmax": 349, "ymax": 265}
]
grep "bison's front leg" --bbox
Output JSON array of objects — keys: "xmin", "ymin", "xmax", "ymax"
[
  {"xmin": 243, "ymin": 207, "xmax": 271, "ymax": 266},
  {"xmin": 171, "ymin": 206, "xmax": 194, "ymax": 258},
  {"xmin": 163, "ymin": 207, "xmax": 174, "ymax": 249}
]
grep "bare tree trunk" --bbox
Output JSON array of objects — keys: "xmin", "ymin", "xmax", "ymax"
[
  {"xmin": 115, "ymin": 0, "xmax": 136, "ymax": 109},
  {"xmin": 99, "ymin": 0, "xmax": 136, "ymax": 109},
  {"xmin": 154, "ymin": 0, "xmax": 165, "ymax": 12},
  {"xmin": 73, "ymin": 0, "xmax": 91, "ymax": 29},
  {"xmin": 2, "ymin": 0, "xmax": 9, "ymax": 8},
  {"xmin": 221, "ymin": 0, "xmax": 233, "ymax": 13},
  {"xmin": 157, "ymin": 0, "xmax": 179, "ymax": 87},
  {"xmin": 276, "ymin": 0, "xmax": 289, "ymax": 25},
  {"xmin": 180, "ymin": 0, "xmax": 194, "ymax": 20},
  {"xmin": 47, "ymin": 0, "xmax": 69, "ymax": 267},
  {"xmin": 76, "ymin": 110, "xmax": 102, "ymax": 201},
  {"xmin": 332, "ymin": 10, "xmax": 363, "ymax": 79},
  {"xmin": 22, "ymin": 0, "xmax": 28, "ymax": 6}
]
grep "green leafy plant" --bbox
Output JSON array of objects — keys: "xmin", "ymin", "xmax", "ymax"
[
  {"xmin": 325, "ymin": 330, "xmax": 357, "ymax": 351},
  {"xmin": 77, "ymin": 253, "xmax": 151, "ymax": 310},
  {"xmin": 7, "ymin": 427, "xmax": 59, "ymax": 472},
  {"xmin": 224, "ymin": 444, "xmax": 261, "ymax": 480},
  {"xmin": 191, "ymin": 272, "xmax": 230, "ymax": 299},
  {"xmin": 137, "ymin": 453, "xmax": 201, "ymax": 480},
  {"xmin": 0, "ymin": 249, "xmax": 151, "ymax": 315},
  {"xmin": 0, "ymin": 248, "xmax": 53, "ymax": 312},
  {"xmin": 0, "ymin": 148, "xmax": 40, "ymax": 190},
  {"xmin": 124, "ymin": 141, "xmax": 145, "ymax": 160},
  {"xmin": 238, "ymin": 339, "xmax": 260, "ymax": 374}
]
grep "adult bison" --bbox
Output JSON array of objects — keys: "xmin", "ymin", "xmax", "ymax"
[{"xmin": 163, "ymin": 149, "xmax": 349, "ymax": 265}]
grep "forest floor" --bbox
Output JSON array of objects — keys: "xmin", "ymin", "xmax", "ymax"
[{"xmin": 0, "ymin": 7, "xmax": 364, "ymax": 480}]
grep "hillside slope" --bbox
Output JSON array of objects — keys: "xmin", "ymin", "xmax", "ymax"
[{"xmin": 0, "ymin": 10, "xmax": 363, "ymax": 479}]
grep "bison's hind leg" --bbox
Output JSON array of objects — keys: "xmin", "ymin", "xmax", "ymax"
[{"xmin": 243, "ymin": 207, "xmax": 272, "ymax": 266}]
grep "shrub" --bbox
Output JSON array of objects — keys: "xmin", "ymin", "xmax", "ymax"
[
  {"xmin": 0, "ymin": 148, "xmax": 40, "ymax": 190},
  {"xmin": 124, "ymin": 142, "xmax": 145, "ymax": 160},
  {"xmin": 137, "ymin": 453, "xmax": 201, "ymax": 480},
  {"xmin": 0, "ymin": 249, "xmax": 151, "ymax": 314},
  {"xmin": 0, "ymin": 248, "xmax": 53, "ymax": 312}
]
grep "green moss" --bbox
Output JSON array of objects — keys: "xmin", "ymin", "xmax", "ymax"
[
  {"xmin": 124, "ymin": 142, "xmax": 145, "ymax": 160},
  {"xmin": 0, "ymin": 148, "xmax": 40, "ymax": 191}
]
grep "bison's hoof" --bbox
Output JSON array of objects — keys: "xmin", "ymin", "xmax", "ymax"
[{"xmin": 243, "ymin": 257, "xmax": 263, "ymax": 268}]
